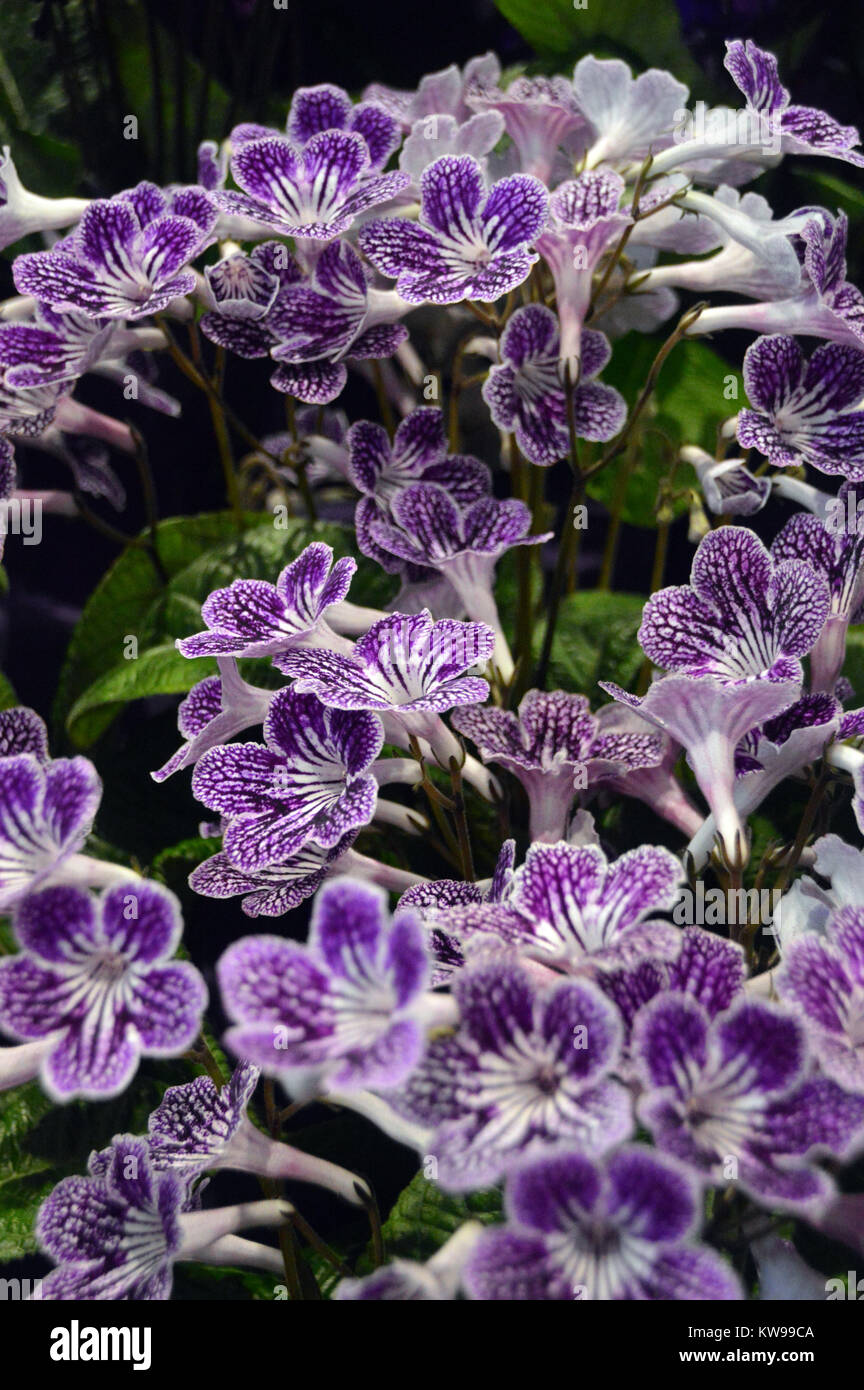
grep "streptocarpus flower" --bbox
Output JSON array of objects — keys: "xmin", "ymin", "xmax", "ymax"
[
  {"xmin": 0, "ymin": 880, "xmax": 206, "ymax": 1100},
  {"xmin": 0, "ymin": 752, "xmax": 102, "ymax": 910},
  {"xmin": 213, "ymin": 132, "xmax": 409, "ymax": 241},
  {"xmin": 690, "ymin": 211, "xmax": 864, "ymax": 347},
  {"xmin": 347, "ymin": 407, "xmax": 490, "ymax": 570},
  {"xmin": 0, "ymin": 304, "xmax": 117, "ymax": 391},
  {"xmin": 268, "ymin": 240, "xmax": 410, "ymax": 399},
  {"xmin": 638, "ymin": 525, "xmax": 830, "ymax": 686},
  {"xmin": 535, "ymin": 171, "xmax": 631, "ymax": 368},
  {"xmin": 143, "ymin": 1060, "xmax": 369, "ymax": 1204},
  {"xmin": 450, "ymin": 689, "xmax": 661, "ymax": 841},
  {"xmin": 286, "ymin": 84, "xmax": 401, "ymax": 169},
  {"xmin": 191, "ymin": 687, "xmax": 383, "ymax": 872},
  {"xmin": 687, "ymin": 692, "xmax": 843, "ymax": 871},
  {"xmin": 682, "ymin": 445, "xmax": 770, "ymax": 519},
  {"xmin": 737, "ymin": 335, "xmax": 864, "ymax": 480},
  {"xmin": 417, "ymin": 840, "xmax": 682, "ymax": 977},
  {"xmin": 601, "ymin": 673, "xmax": 802, "ymax": 861},
  {"xmin": 279, "ymin": 610, "xmax": 493, "ymax": 715},
  {"xmin": 13, "ymin": 187, "xmax": 215, "ymax": 320},
  {"xmin": 775, "ymin": 889, "xmax": 864, "ymax": 1094},
  {"xmin": 463, "ymin": 1146, "xmax": 741, "ymax": 1301},
  {"xmin": 368, "ymin": 483, "xmax": 550, "ymax": 679},
  {"xmin": 396, "ymin": 954, "xmax": 631, "ymax": 1190},
  {"xmin": 335, "ymin": 1222, "xmax": 483, "ymax": 1300},
  {"xmin": 358, "ymin": 154, "xmax": 548, "ymax": 305},
  {"xmin": 575, "ymin": 55, "xmax": 689, "ymax": 167},
  {"xmin": 36, "ymin": 1135, "xmax": 288, "ymax": 1299},
  {"xmin": 199, "ymin": 241, "xmax": 303, "ymax": 355},
  {"xmin": 176, "ymin": 541, "xmax": 357, "ymax": 661},
  {"xmin": 771, "ymin": 494, "xmax": 864, "ymax": 691},
  {"xmin": 218, "ymin": 877, "xmax": 434, "ymax": 1094},
  {"xmin": 723, "ymin": 39, "xmax": 864, "ymax": 168},
  {"xmin": 189, "ymin": 829, "xmax": 425, "ymax": 917},
  {"xmin": 152, "ymin": 660, "xmax": 274, "ymax": 784},
  {"xmin": 465, "ymin": 74, "xmax": 587, "ymax": 183},
  {"xmin": 633, "ymin": 994, "xmax": 864, "ymax": 1212},
  {"xmin": 482, "ymin": 307, "xmax": 625, "ymax": 466}
]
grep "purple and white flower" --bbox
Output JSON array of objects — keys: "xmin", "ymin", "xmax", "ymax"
[
  {"xmin": 191, "ymin": 687, "xmax": 383, "ymax": 872},
  {"xmin": 176, "ymin": 541, "xmax": 357, "ymax": 662},
  {"xmin": 359, "ymin": 155, "xmax": 548, "ymax": 305},
  {"xmin": 535, "ymin": 171, "xmax": 631, "ymax": 369},
  {"xmin": 0, "ymin": 880, "xmax": 206, "ymax": 1100},
  {"xmin": 335, "ymin": 1221, "xmax": 483, "ymax": 1300},
  {"xmin": 465, "ymin": 74, "xmax": 586, "ymax": 183},
  {"xmin": 368, "ymin": 483, "xmax": 550, "ymax": 679},
  {"xmin": 464, "ymin": 1146, "xmax": 742, "ymax": 1301},
  {"xmin": 638, "ymin": 525, "xmax": 830, "ymax": 686},
  {"xmin": 482, "ymin": 307, "xmax": 625, "ymax": 466},
  {"xmin": 36, "ymin": 1135, "xmax": 289, "ymax": 1299},
  {"xmin": 214, "ymin": 131, "xmax": 408, "ymax": 241},
  {"xmin": 737, "ymin": 335, "xmax": 864, "ymax": 480},
  {"xmin": 346, "ymin": 407, "xmax": 490, "ymax": 569},
  {"xmin": 451, "ymin": 689, "xmax": 661, "ymax": 841},
  {"xmin": 776, "ymin": 904, "xmax": 864, "ymax": 1094},
  {"xmin": 143, "ymin": 1060, "xmax": 369, "ymax": 1203},
  {"xmin": 634, "ymin": 993, "xmax": 864, "ymax": 1212},
  {"xmin": 0, "ymin": 752, "xmax": 103, "ymax": 910},
  {"xmin": 13, "ymin": 184, "xmax": 215, "ymax": 319},
  {"xmin": 575, "ymin": 56, "xmax": 689, "ymax": 167},
  {"xmin": 416, "ymin": 839, "xmax": 682, "ymax": 978},
  {"xmin": 396, "ymin": 954, "xmax": 632, "ymax": 1189},
  {"xmin": 218, "ymin": 877, "xmax": 437, "ymax": 1095}
]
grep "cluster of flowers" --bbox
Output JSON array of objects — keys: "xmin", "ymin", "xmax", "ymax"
[{"xmin": 4, "ymin": 36, "xmax": 864, "ymax": 1300}]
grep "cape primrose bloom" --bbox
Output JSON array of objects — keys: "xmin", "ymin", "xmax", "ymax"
[
  {"xmin": 217, "ymin": 877, "xmax": 434, "ymax": 1094},
  {"xmin": 36, "ymin": 1135, "xmax": 289, "ymax": 1299},
  {"xmin": 191, "ymin": 687, "xmax": 383, "ymax": 872},
  {"xmin": 418, "ymin": 840, "xmax": 683, "ymax": 976},
  {"xmin": 143, "ymin": 1060, "xmax": 369, "ymax": 1204},
  {"xmin": 396, "ymin": 954, "xmax": 632, "ymax": 1190},
  {"xmin": 776, "ymin": 900, "xmax": 864, "ymax": 1094},
  {"xmin": 638, "ymin": 525, "xmax": 830, "ymax": 686},
  {"xmin": 13, "ymin": 185, "xmax": 215, "ymax": 319},
  {"xmin": 737, "ymin": 335, "xmax": 864, "ymax": 479},
  {"xmin": 463, "ymin": 1147, "xmax": 742, "ymax": 1301},
  {"xmin": 633, "ymin": 994, "xmax": 864, "ymax": 1212},
  {"xmin": 450, "ymin": 689, "xmax": 661, "ymax": 841},
  {"xmin": 359, "ymin": 154, "xmax": 548, "ymax": 305},
  {"xmin": 0, "ymin": 751, "xmax": 102, "ymax": 910},
  {"xmin": 482, "ymin": 306, "xmax": 625, "ymax": 466},
  {"xmin": 213, "ymin": 131, "xmax": 409, "ymax": 240},
  {"xmin": 176, "ymin": 541, "xmax": 357, "ymax": 661},
  {"xmin": 0, "ymin": 880, "xmax": 206, "ymax": 1100}
]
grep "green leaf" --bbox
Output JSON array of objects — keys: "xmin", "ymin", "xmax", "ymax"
[
  {"xmin": 54, "ymin": 511, "xmax": 253, "ymax": 738},
  {"xmin": 65, "ymin": 643, "xmax": 216, "ymax": 749},
  {"xmin": 493, "ymin": 0, "xmax": 701, "ymax": 84},
  {"xmin": 590, "ymin": 339, "xmax": 736, "ymax": 526},
  {"xmin": 57, "ymin": 512, "xmax": 397, "ymax": 747},
  {"xmin": 533, "ymin": 589, "xmax": 646, "ymax": 694},
  {"xmin": 377, "ymin": 1170, "xmax": 502, "ymax": 1265},
  {"xmin": 0, "ymin": 668, "xmax": 16, "ymax": 710}
]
